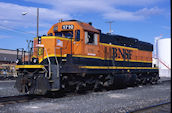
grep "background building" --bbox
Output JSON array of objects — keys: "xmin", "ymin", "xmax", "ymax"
[
  {"xmin": 0, "ymin": 48, "xmax": 18, "ymax": 77},
  {"xmin": 153, "ymin": 37, "xmax": 171, "ymax": 78}
]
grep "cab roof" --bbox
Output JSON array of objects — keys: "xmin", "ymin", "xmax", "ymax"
[{"xmin": 47, "ymin": 20, "xmax": 99, "ymax": 34}]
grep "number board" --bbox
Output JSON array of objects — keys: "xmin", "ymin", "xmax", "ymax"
[{"xmin": 62, "ymin": 25, "xmax": 74, "ymax": 30}]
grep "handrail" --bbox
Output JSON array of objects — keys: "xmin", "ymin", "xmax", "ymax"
[
  {"xmin": 16, "ymin": 48, "xmax": 25, "ymax": 64},
  {"xmin": 44, "ymin": 47, "xmax": 51, "ymax": 79},
  {"xmin": 54, "ymin": 47, "xmax": 61, "ymax": 78},
  {"xmin": 158, "ymin": 58, "xmax": 171, "ymax": 70},
  {"xmin": 54, "ymin": 47, "xmax": 59, "ymax": 66}
]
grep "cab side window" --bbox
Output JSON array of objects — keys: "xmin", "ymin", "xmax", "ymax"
[
  {"xmin": 85, "ymin": 31, "xmax": 98, "ymax": 45},
  {"xmin": 75, "ymin": 30, "xmax": 80, "ymax": 41},
  {"xmin": 55, "ymin": 32, "xmax": 62, "ymax": 37},
  {"xmin": 63, "ymin": 31, "xmax": 73, "ymax": 38},
  {"xmin": 94, "ymin": 33, "xmax": 98, "ymax": 45},
  {"xmin": 48, "ymin": 33, "xmax": 53, "ymax": 36}
]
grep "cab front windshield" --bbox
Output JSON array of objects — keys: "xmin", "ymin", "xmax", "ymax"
[{"xmin": 55, "ymin": 31, "xmax": 73, "ymax": 39}]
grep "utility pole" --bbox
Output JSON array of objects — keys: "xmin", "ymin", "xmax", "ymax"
[
  {"xmin": 37, "ymin": 8, "xmax": 39, "ymax": 37},
  {"xmin": 22, "ymin": 8, "xmax": 39, "ymax": 37},
  {"xmin": 105, "ymin": 21, "xmax": 114, "ymax": 34}
]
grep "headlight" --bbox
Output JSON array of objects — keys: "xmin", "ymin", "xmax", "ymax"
[
  {"xmin": 16, "ymin": 59, "xmax": 19, "ymax": 64},
  {"xmin": 32, "ymin": 58, "xmax": 38, "ymax": 64},
  {"xmin": 33, "ymin": 59, "xmax": 37, "ymax": 63}
]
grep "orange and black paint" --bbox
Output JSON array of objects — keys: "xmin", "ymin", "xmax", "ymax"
[
  {"xmin": 15, "ymin": 20, "xmax": 159, "ymax": 95},
  {"xmin": 30, "ymin": 20, "xmax": 157, "ymax": 74}
]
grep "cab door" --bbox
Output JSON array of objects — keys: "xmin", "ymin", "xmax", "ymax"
[{"xmin": 73, "ymin": 30, "xmax": 82, "ymax": 55}]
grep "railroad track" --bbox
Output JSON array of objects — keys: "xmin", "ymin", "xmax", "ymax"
[
  {"xmin": 0, "ymin": 95, "xmax": 43, "ymax": 106},
  {"xmin": 128, "ymin": 101, "xmax": 171, "ymax": 113}
]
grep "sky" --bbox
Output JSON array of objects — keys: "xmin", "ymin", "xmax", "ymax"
[{"xmin": 0, "ymin": 0, "xmax": 171, "ymax": 50}]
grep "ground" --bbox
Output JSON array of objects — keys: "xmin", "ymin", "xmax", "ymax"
[{"xmin": 0, "ymin": 78, "xmax": 171, "ymax": 113}]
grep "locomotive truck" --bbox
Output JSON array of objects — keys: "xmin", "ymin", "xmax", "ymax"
[{"xmin": 15, "ymin": 20, "xmax": 159, "ymax": 95}]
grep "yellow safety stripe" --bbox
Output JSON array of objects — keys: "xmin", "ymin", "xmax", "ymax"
[
  {"xmin": 79, "ymin": 66, "xmax": 158, "ymax": 70},
  {"xmin": 37, "ymin": 54, "xmax": 152, "ymax": 63},
  {"xmin": 99, "ymin": 43, "xmax": 153, "ymax": 52},
  {"xmin": 34, "ymin": 36, "xmax": 73, "ymax": 41},
  {"xmin": 73, "ymin": 55, "xmax": 152, "ymax": 63},
  {"xmin": 15, "ymin": 65, "xmax": 45, "ymax": 69},
  {"xmin": 99, "ymin": 43, "xmax": 138, "ymax": 50},
  {"xmin": 72, "ymin": 55, "xmax": 102, "ymax": 59},
  {"xmin": 39, "ymin": 54, "xmax": 67, "ymax": 63}
]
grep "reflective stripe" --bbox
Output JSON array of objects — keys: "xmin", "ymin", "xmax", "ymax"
[
  {"xmin": 73, "ymin": 55, "xmax": 152, "ymax": 63},
  {"xmin": 15, "ymin": 65, "xmax": 45, "ymax": 69},
  {"xmin": 34, "ymin": 36, "xmax": 73, "ymax": 41},
  {"xmin": 38, "ymin": 54, "xmax": 152, "ymax": 63},
  {"xmin": 79, "ymin": 66, "xmax": 158, "ymax": 69},
  {"xmin": 99, "ymin": 43, "xmax": 138, "ymax": 50}
]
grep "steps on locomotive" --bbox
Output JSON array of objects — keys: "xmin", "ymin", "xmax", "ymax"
[{"xmin": 48, "ymin": 64, "xmax": 61, "ymax": 91}]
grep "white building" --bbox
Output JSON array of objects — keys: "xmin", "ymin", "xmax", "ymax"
[{"xmin": 154, "ymin": 37, "xmax": 171, "ymax": 78}]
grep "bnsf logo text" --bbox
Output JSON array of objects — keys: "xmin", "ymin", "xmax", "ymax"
[{"xmin": 112, "ymin": 48, "xmax": 133, "ymax": 60}]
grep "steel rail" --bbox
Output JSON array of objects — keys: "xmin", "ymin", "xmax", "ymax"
[
  {"xmin": 128, "ymin": 101, "xmax": 171, "ymax": 113},
  {"xmin": 0, "ymin": 95, "xmax": 43, "ymax": 105}
]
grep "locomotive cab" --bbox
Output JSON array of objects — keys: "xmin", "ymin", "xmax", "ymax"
[{"xmin": 46, "ymin": 20, "xmax": 100, "ymax": 58}]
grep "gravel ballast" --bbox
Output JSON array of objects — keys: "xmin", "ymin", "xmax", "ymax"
[{"xmin": 0, "ymin": 80, "xmax": 170, "ymax": 113}]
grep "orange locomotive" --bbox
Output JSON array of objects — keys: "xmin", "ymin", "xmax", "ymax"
[{"xmin": 15, "ymin": 20, "xmax": 159, "ymax": 95}]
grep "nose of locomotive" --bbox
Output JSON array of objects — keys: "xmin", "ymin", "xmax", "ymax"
[{"xmin": 15, "ymin": 65, "xmax": 50, "ymax": 95}]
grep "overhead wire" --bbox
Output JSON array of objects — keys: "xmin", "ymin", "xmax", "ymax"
[{"xmin": 0, "ymin": 24, "xmax": 36, "ymax": 36}]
